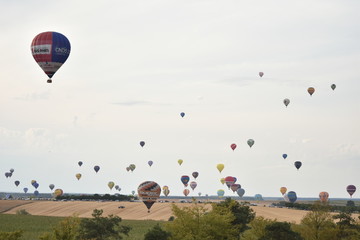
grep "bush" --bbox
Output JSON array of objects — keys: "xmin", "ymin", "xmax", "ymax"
[
  {"xmin": 0, "ymin": 231, "xmax": 23, "ymax": 240},
  {"xmin": 16, "ymin": 209, "xmax": 30, "ymax": 215},
  {"xmin": 144, "ymin": 224, "xmax": 171, "ymax": 240},
  {"xmin": 168, "ymin": 216, "xmax": 175, "ymax": 221}
]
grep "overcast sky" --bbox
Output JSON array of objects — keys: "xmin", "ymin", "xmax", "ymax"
[{"xmin": 1, "ymin": 0, "xmax": 360, "ymax": 199}]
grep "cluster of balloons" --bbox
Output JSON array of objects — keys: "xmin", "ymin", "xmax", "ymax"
[
  {"xmin": 4, "ymin": 168, "xmax": 14, "ymax": 178},
  {"xmin": 126, "ymin": 164, "xmax": 136, "ymax": 172}
]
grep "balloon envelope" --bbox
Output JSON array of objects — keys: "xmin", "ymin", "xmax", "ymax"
[
  {"xmin": 217, "ymin": 189, "xmax": 225, "ymax": 198},
  {"xmin": 331, "ymin": 84, "xmax": 336, "ymax": 90},
  {"xmin": 319, "ymin": 192, "xmax": 329, "ymax": 202},
  {"xmin": 259, "ymin": 72, "xmax": 264, "ymax": 77},
  {"xmin": 54, "ymin": 189, "xmax": 63, "ymax": 197},
  {"xmin": 181, "ymin": 175, "xmax": 190, "ymax": 187},
  {"xmin": 283, "ymin": 98, "xmax": 290, "ymax": 107},
  {"xmin": 14, "ymin": 180, "xmax": 20, "ymax": 187},
  {"xmin": 190, "ymin": 181, "xmax": 197, "ymax": 190},
  {"xmin": 94, "ymin": 165, "xmax": 100, "ymax": 173},
  {"xmin": 140, "ymin": 141, "xmax": 145, "ymax": 147},
  {"xmin": 217, "ymin": 164, "xmax": 225, "ymax": 173},
  {"xmin": 76, "ymin": 173, "xmax": 82, "ymax": 180},
  {"xmin": 287, "ymin": 191, "xmax": 297, "ymax": 203},
  {"xmin": 180, "ymin": 112, "xmax": 185, "ymax": 118},
  {"xmin": 308, "ymin": 87, "xmax": 315, "ymax": 96},
  {"xmin": 230, "ymin": 184, "xmax": 241, "ymax": 192},
  {"xmin": 294, "ymin": 161, "xmax": 302, "ymax": 170},
  {"xmin": 183, "ymin": 189, "xmax": 190, "ymax": 196},
  {"xmin": 220, "ymin": 178, "xmax": 225, "ymax": 185},
  {"xmin": 236, "ymin": 188, "xmax": 245, "ymax": 197},
  {"xmin": 49, "ymin": 184, "xmax": 55, "ymax": 190},
  {"xmin": 148, "ymin": 160, "xmax": 153, "ymax": 167},
  {"xmin": 347, "ymin": 185, "xmax": 356, "ymax": 197},
  {"xmin": 230, "ymin": 143, "xmax": 237, "ymax": 151},
  {"xmin": 163, "ymin": 188, "xmax": 170, "ymax": 196},
  {"xmin": 137, "ymin": 181, "xmax": 161, "ymax": 213},
  {"xmin": 282, "ymin": 154, "xmax": 288, "ymax": 159},
  {"xmin": 31, "ymin": 31, "xmax": 71, "ymax": 82},
  {"xmin": 23, "ymin": 188, "xmax": 28, "ymax": 193},
  {"xmin": 247, "ymin": 139, "xmax": 255, "ymax": 148},
  {"xmin": 192, "ymin": 172, "xmax": 199, "ymax": 179},
  {"xmin": 280, "ymin": 187, "xmax": 287, "ymax": 195},
  {"xmin": 108, "ymin": 181, "xmax": 115, "ymax": 190},
  {"xmin": 225, "ymin": 176, "xmax": 235, "ymax": 189},
  {"xmin": 178, "ymin": 159, "xmax": 183, "ymax": 165},
  {"xmin": 78, "ymin": 161, "xmax": 83, "ymax": 167}
]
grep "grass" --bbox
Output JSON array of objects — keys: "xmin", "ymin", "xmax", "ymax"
[{"xmin": 0, "ymin": 214, "xmax": 165, "ymax": 240}]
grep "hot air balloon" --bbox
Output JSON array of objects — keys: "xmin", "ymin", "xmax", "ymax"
[
  {"xmin": 180, "ymin": 112, "xmax": 185, "ymax": 118},
  {"xmin": 347, "ymin": 185, "xmax": 356, "ymax": 197},
  {"xmin": 183, "ymin": 189, "xmax": 190, "ymax": 196},
  {"xmin": 230, "ymin": 143, "xmax": 237, "ymax": 151},
  {"xmin": 5, "ymin": 172, "xmax": 10, "ymax": 178},
  {"xmin": 94, "ymin": 165, "xmax": 100, "ymax": 173},
  {"xmin": 108, "ymin": 181, "xmax": 115, "ymax": 190},
  {"xmin": 192, "ymin": 172, "xmax": 199, "ymax": 179},
  {"xmin": 137, "ymin": 181, "xmax": 161, "ymax": 213},
  {"xmin": 236, "ymin": 188, "xmax": 245, "ymax": 197},
  {"xmin": 283, "ymin": 98, "xmax": 290, "ymax": 107},
  {"xmin": 31, "ymin": 180, "xmax": 36, "ymax": 185},
  {"xmin": 230, "ymin": 184, "xmax": 241, "ymax": 192},
  {"xmin": 217, "ymin": 164, "xmax": 224, "ymax": 173},
  {"xmin": 14, "ymin": 180, "xmax": 20, "ymax": 187},
  {"xmin": 31, "ymin": 31, "xmax": 71, "ymax": 83},
  {"xmin": 198, "ymin": 192, "xmax": 202, "ymax": 196},
  {"xmin": 280, "ymin": 187, "xmax": 287, "ymax": 195},
  {"xmin": 78, "ymin": 161, "xmax": 83, "ymax": 167},
  {"xmin": 163, "ymin": 188, "xmax": 170, "ymax": 197},
  {"xmin": 224, "ymin": 176, "xmax": 235, "ymax": 189},
  {"xmin": 33, "ymin": 182, "xmax": 39, "ymax": 189},
  {"xmin": 331, "ymin": 84, "xmax": 336, "ymax": 90},
  {"xmin": 140, "ymin": 141, "xmax": 145, "ymax": 147},
  {"xmin": 307, "ymin": 87, "xmax": 315, "ymax": 96},
  {"xmin": 233, "ymin": 177, "xmax": 237, "ymax": 183},
  {"xmin": 76, "ymin": 173, "xmax": 82, "ymax": 180},
  {"xmin": 282, "ymin": 154, "xmax": 288, "ymax": 159},
  {"xmin": 115, "ymin": 185, "xmax": 119, "ymax": 190},
  {"xmin": 9, "ymin": 168, "xmax": 14, "ymax": 173},
  {"xmin": 247, "ymin": 139, "xmax": 255, "ymax": 148},
  {"xmin": 126, "ymin": 167, "xmax": 130, "ymax": 172},
  {"xmin": 287, "ymin": 191, "xmax": 297, "ymax": 203},
  {"xmin": 254, "ymin": 194, "xmax": 263, "ymax": 201},
  {"xmin": 259, "ymin": 72, "xmax": 264, "ymax": 77},
  {"xmin": 23, "ymin": 188, "xmax": 28, "ymax": 193},
  {"xmin": 54, "ymin": 189, "xmax": 63, "ymax": 197},
  {"xmin": 294, "ymin": 161, "xmax": 302, "ymax": 170},
  {"xmin": 129, "ymin": 164, "xmax": 136, "ymax": 172},
  {"xmin": 190, "ymin": 181, "xmax": 197, "ymax": 191},
  {"xmin": 181, "ymin": 175, "xmax": 190, "ymax": 187},
  {"xmin": 319, "ymin": 192, "xmax": 329, "ymax": 203},
  {"xmin": 178, "ymin": 159, "xmax": 183, "ymax": 166},
  {"xmin": 34, "ymin": 190, "xmax": 39, "ymax": 196},
  {"xmin": 49, "ymin": 184, "xmax": 55, "ymax": 190},
  {"xmin": 220, "ymin": 178, "xmax": 225, "ymax": 185},
  {"xmin": 148, "ymin": 160, "xmax": 153, "ymax": 167},
  {"xmin": 163, "ymin": 185, "xmax": 169, "ymax": 190},
  {"xmin": 132, "ymin": 190, "xmax": 135, "ymax": 195},
  {"xmin": 217, "ymin": 189, "xmax": 225, "ymax": 198}
]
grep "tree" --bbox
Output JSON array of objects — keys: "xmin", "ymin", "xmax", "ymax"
[
  {"xmin": 241, "ymin": 216, "xmax": 276, "ymax": 240},
  {"xmin": 39, "ymin": 216, "xmax": 80, "ymax": 240},
  {"xmin": 212, "ymin": 198, "xmax": 255, "ymax": 235},
  {"xmin": 77, "ymin": 209, "xmax": 131, "ymax": 240},
  {"xmin": 333, "ymin": 210, "xmax": 360, "ymax": 239},
  {"xmin": 296, "ymin": 202, "xmax": 337, "ymax": 240},
  {"xmin": 144, "ymin": 224, "xmax": 171, "ymax": 240},
  {"xmin": 259, "ymin": 222, "xmax": 303, "ymax": 240},
  {"xmin": 165, "ymin": 203, "xmax": 237, "ymax": 240},
  {"xmin": 0, "ymin": 231, "xmax": 23, "ymax": 240}
]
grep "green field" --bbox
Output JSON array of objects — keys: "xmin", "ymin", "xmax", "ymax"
[{"xmin": 0, "ymin": 214, "xmax": 163, "ymax": 240}]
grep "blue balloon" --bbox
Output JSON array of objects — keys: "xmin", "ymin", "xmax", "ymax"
[
  {"xmin": 23, "ymin": 188, "xmax": 28, "ymax": 193},
  {"xmin": 34, "ymin": 190, "xmax": 39, "ymax": 196},
  {"xmin": 282, "ymin": 154, "xmax": 287, "ymax": 159},
  {"xmin": 33, "ymin": 182, "xmax": 39, "ymax": 189},
  {"xmin": 294, "ymin": 161, "xmax": 302, "ymax": 170},
  {"xmin": 180, "ymin": 112, "xmax": 185, "ymax": 118},
  {"xmin": 287, "ymin": 191, "xmax": 297, "ymax": 203}
]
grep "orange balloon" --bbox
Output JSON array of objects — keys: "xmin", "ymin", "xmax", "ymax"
[
  {"xmin": 183, "ymin": 189, "xmax": 190, "ymax": 196},
  {"xmin": 280, "ymin": 187, "xmax": 287, "ymax": 195},
  {"xmin": 319, "ymin": 191, "xmax": 329, "ymax": 202}
]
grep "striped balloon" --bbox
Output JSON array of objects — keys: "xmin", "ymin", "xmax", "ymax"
[{"xmin": 137, "ymin": 181, "xmax": 161, "ymax": 212}]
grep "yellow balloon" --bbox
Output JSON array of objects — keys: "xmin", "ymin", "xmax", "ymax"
[
  {"xmin": 54, "ymin": 189, "xmax": 63, "ymax": 197},
  {"xmin": 220, "ymin": 178, "xmax": 225, "ymax": 185},
  {"xmin": 216, "ymin": 163, "xmax": 224, "ymax": 173},
  {"xmin": 280, "ymin": 187, "xmax": 287, "ymax": 195},
  {"xmin": 76, "ymin": 173, "xmax": 82, "ymax": 180},
  {"xmin": 178, "ymin": 159, "xmax": 183, "ymax": 166},
  {"xmin": 108, "ymin": 181, "xmax": 115, "ymax": 190}
]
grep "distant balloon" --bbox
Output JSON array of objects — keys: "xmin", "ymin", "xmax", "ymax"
[
  {"xmin": 23, "ymin": 187, "xmax": 28, "ymax": 193},
  {"xmin": 132, "ymin": 190, "xmax": 135, "ymax": 195},
  {"xmin": 54, "ymin": 189, "xmax": 63, "ymax": 197},
  {"xmin": 224, "ymin": 176, "xmax": 235, "ymax": 189},
  {"xmin": 31, "ymin": 180, "xmax": 37, "ymax": 185},
  {"xmin": 217, "ymin": 189, "xmax": 225, "ymax": 198},
  {"xmin": 115, "ymin": 185, "xmax": 119, "ymax": 190},
  {"xmin": 283, "ymin": 98, "xmax": 290, "ymax": 107},
  {"xmin": 181, "ymin": 175, "xmax": 190, "ymax": 187},
  {"xmin": 9, "ymin": 168, "xmax": 14, "ymax": 173},
  {"xmin": 126, "ymin": 167, "xmax": 130, "ymax": 172},
  {"xmin": 236, "ymin": 188, "xmax": 245, "ymax": 198},
  {"xmin": 319, "ymin": 192, "xmax": 329, "ymax": 203},
  {"xmin": 162, "ymin": 185, "xmax": 169, "ymax": 190},
  {"xmin": 282, "ymin": 154, "xmax": 288, "ymax": 159},
  {"xmin": 247, "ymin": 139, "xmax": 255, "ymax": 148},
  {"xmin": 254, "ymin": 194, "xmax": 263, "ymax": 201},
  {"xmin": 180, "ymin": 112, "xmax": 185, "ymax": 118},
  {"xmin": 230, "ymin": 184, "xmax": 241, "ymax": 192},
  {"xmin": 183, "ymin": 189, "xmax": 190, "ymax": 196},
  {"xmin": 280, "ymin": 187, "xmax": 287, "ymax": 195},
  {"xmin": 78, "ymin": 161, "xmax": 83, "ymax": 167},
  {"xmin": 190, "ymin": 181, "xmax": 197, "ymax": 191},
  {"xmin": 307, "ymin": 87, "xmax": 315, "ymax": 96},
  {"xmin": 217, "ymin": 164, "xmax": 225, "ymax": 173},
  {"xmin": 137, "ymin": 181, "xmax": 161, "ymax": 213},
  {"xmin": 140, "ymin": 141, "xmax": 145, "ymax": 147},
  {"xmin": 33, "ymin": 182, "xmax": 39, "ymax": 189},
  {"xmin": 259, "ymin": 72, "xmax": 264, "ymax": 77},
  {"xmin": 347, "ymin": 185, "xmax": 356, "ymax": 197},
  {"xmin": 31, "ymin": 31, "xmax": 71, "ymax": 83},
  {"xmin": 178, "ymin": 159, "xmax": 183, "ymax": 166},
  {"xmin": 129, "ymin": 164, "xmax": 136, "ymax": 172},
  {"xmin": 34, "ymin": 190, "xmax": 39, "ymax": 196},
  {"xmin": 220, "ymin": 178, "xmax": 225, "ymax": 185},
  {"xmin": 331, "ymin": 84, "xmax": 336, "ymax": 90},
  {"xmin": 76, "ymin": 173, "xmax": 82, "ymax": 180},
  {"xmin": 192, "ymin": 172, "xmax": 199, "ymax": 179},
  {"xmin": 94, "ymin": 165, "xmax": 100, "ymax": 173},
  {"xmin": 148, "ymin": 160, "xmax": 153, "ymax": 167},
  {"xmin": 287, "ymin": 191, "xmax": 297, "ymax": 203},
  {"xmin": 108, "ymin": 181, "xmax": 115, "ymax": 190},
  {"xmin": 230, "ymin": 143, "xmax": 237, "ymax": 151},
  {"xmin": 294, "ymin": 161, "xmax": 302, "ymax": 170},
  {"xmin": 14, "ymin": 180, "xmax": 20, "ymax": 187},
  {"xmin": 49, "ymin": 184, "xmax": 55, "ymax": 190},
  {"xmin": 198, "ymin": 192, "xmax": 202, "ymax": 196}
]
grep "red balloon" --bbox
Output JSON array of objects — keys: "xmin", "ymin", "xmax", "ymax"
[{"xmin": 230, "ymin": 143, "xmax": 237, "ymax": 151}]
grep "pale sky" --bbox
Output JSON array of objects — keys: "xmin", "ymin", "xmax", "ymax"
[{"xmin": 1, "ymin": 0, "xmax": 360, "ymax": 199}]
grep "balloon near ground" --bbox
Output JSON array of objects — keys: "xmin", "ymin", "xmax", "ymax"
[
  {"xmin": 236, "ymin": 188, "xmax": 245, "ymax": 197},
  {"xmin": 347, "ymin": 185, "xmax": 356, "ymax": 197},
  {"xmin": 183, "ymin": 189, "xmax": 190, "ymax": 196},
  {"xmin": 319, "ymin": 191, "xmax": 329, "ymax": 202},
  {"xmin": 137, "ymin": 181, "xmax": 161, "ymax": 213},
  {"xmin": 217, "ymin": 189, "xmax": 225, "ymax": 198},
  {"xmin": 287, "ymin": 191, "xmax": 297, "ymax": 203},
  {"xmin": 31, "ymin": 31, "xmax": 71, "ymax": 83},
  {"xmin": 54, "ymin": 189, "xmax": 63, "ymax": 197}
]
